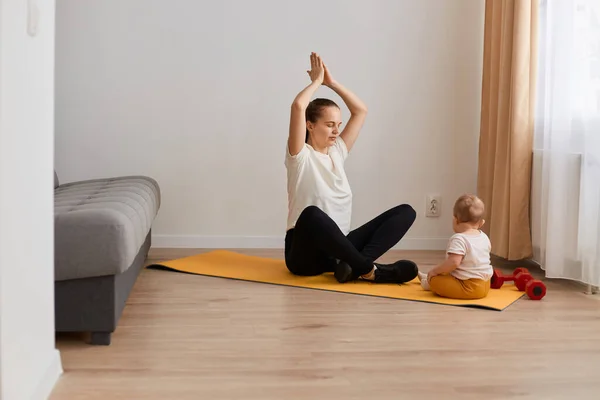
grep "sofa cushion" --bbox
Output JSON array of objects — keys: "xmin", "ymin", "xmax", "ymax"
[{"xmin": 54, "ymin": 176, "xmax": 160, "ymax": 281}]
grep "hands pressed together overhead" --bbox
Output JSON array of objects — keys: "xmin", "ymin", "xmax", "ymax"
[
  {"xmin": 289, "ymin": 51, "xmax": 367, "ymax": 155},
  {"xmin": 307, "ymin": 52, "xmax": 335, "ymax": 87}
]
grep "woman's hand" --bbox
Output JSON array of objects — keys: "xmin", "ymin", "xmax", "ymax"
[
  {"xmin": 306, "ymin": 52, "xmax": 324, "ymax": 84},
  {"xmin": 323, "ymin": 63, "xmax": 336, "ymax": 87}
]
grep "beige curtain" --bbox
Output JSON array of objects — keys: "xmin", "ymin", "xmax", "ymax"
[{"xmin": 477, "ymin": 0, "xmax": 538, "ymax": 260}]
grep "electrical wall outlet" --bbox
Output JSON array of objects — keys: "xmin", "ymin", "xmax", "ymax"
[{"xmin": 426, "ymin": 194, "xmax": 441, "ymax": 217}]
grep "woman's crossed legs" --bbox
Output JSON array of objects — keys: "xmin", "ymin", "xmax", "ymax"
[{"xmin": 284, "ymin": 205, "xmax": 419, "ymax": 283}]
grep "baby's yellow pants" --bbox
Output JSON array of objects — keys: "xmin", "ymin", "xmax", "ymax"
[{"xmin": 429, "ymin": 275, "xmax": 490, "ymax": 300}]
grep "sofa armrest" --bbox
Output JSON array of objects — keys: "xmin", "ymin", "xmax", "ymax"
[{"xmin": 54, "ymin": 209, "xmax": 139, "ymax": 281}]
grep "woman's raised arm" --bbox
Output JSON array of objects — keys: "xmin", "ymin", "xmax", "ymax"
[
  {"xmin": 288, "ymin": 53, "xmax": 324, "ymax": 156},
  {"xmin": 323, "ymin": 64, "xmax": 368, "ymax": 152}
]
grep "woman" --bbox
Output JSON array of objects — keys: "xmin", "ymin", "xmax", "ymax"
[{"xmin": 285, "ymin": 52, "xmax": 418, "ymax": 284}]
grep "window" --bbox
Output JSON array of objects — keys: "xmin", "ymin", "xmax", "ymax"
[{"xmin": 535, "ymin": 0, "xmax": 600, "ymax": 151}]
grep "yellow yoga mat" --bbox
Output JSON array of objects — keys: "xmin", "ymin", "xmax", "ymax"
[{"xmin": 147, "ymin": 250, "xmax": 524, "ymax": 311}]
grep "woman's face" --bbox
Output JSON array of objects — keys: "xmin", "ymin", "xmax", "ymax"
[{"xmin": 307, "ymin": 106, "xmax": 342, "ymax": 149}]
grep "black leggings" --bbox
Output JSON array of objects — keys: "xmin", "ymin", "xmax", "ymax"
[{"xmin": 284, "ymin": 204, "xmax": 417, "ymax": 277}]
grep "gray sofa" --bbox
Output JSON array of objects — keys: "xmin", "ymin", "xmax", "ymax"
[{"xmin": 54, "ymin": 172, "xmax": 160, "ymax": 345}]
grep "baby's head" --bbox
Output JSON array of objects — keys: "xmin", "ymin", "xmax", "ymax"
[{"xmin": 452, "ymin": 194, "xmax": 485, "ymax": 232}]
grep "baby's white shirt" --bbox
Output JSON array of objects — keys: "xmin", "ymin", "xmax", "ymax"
[{"xmin": 446, "ymin": 231, "xmax": 494, "ymax": 280}]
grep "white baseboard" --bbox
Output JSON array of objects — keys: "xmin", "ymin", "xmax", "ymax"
[
  {"xmin": 152, "ymin": 235, "xmax": 448, "ymax": 251},
  {"xmin": 31, "ymin": 349, "xmax": 63, "ymax": 400}
]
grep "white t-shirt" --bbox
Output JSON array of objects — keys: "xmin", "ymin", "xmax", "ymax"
[
  {"xmin": 285, "ymin": 137, "xmax": 353, "ymax": 235},
  {"xmin": 446, "ymin": 231, "xmax": 494, "ymax": 280}
]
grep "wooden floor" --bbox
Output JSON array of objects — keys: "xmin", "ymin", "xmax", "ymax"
[{"xmin": 51, "ymin": 249, "xmax": 600, "ymax": 399}]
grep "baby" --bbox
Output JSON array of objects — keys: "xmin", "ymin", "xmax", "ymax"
[{"xmin": 418, "ymin": 194, "xmax": 493, "ymax": 299}]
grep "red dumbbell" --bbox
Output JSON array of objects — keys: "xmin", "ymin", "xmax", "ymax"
[
  {"xmin": 492, "ymin": 268, "xmax": 547, "ymax": 300},
  {"xmin": 513, "ymin": 271, "xmax": 547, "ymax": 300},
  {"xmin": 490, "ymin": 267, "xmax": 529, "ymax": 289},
  {"xmin": 514, "ymin": 270, "xmax": 534, "ymax": 291},
  {"xmin": 525, "ymin": 279, "xmax": 547, "ymax": 300}
]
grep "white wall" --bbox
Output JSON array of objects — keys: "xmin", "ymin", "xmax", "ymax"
[
  {"xmin": 55, "ymin": 0, "xmax": 485, "ymax": 250},
  {"xmin": 0, "ymin": 0, "xmax": 63, "ymax": 399}
]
